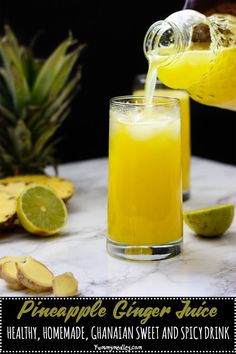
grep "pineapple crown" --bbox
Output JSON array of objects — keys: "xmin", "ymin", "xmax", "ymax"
[{"xmin": 0, "ymin": 26, "xmax": 83, "ymax": 176}]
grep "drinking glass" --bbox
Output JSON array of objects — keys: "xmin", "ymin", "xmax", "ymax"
[{"xmin": 107, "ymin": 96, "xmax": 183, "ymax": 261}]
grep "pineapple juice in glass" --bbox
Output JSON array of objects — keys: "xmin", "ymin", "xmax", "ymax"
[
  {"xmin": 107, "ymin": 96, "xmax": 183, "ymax": 261},
  {"xmin": 133, "ymin": 75, "xmax": 191, "ymax": 201}
]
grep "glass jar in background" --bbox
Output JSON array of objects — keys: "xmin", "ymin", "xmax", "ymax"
[{"xmin": 133, "ymin": 74, "xmax": 191, "ymax": 201}]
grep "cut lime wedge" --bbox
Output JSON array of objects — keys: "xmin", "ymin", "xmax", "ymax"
[
  {"xmin": 184, "ymin": 204, "xmax": 234, "ymax": 237},
  {"xmin": 17, "ymin": 184, "xmax": 67, "ymax": 236}
]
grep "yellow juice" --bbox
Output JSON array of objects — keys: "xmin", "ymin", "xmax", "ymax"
[
  {"xmin": 134, "ymin": 88, "xmax": 191, "ymax": 192},
  {"xmin": 156, "ymin": 46, "xmax": 236, "ymax": 110},
  {"xmin": 108, "ymin": 104, "xmax": 183, "ymax": 246}
]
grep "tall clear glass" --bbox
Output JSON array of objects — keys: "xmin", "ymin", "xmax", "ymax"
[
  {"xmin": 133, "ymin": 74, "xmax": 191, "ymax": 201},
  {"xmin": 107, "ymin": 96, "xmax": 183, "ymax": 261}
]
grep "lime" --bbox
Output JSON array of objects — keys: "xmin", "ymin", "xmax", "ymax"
[
  {"xmin": 183, "ymin": 204, "xmax": 234, "ymax": 237},
  {"xmin": 17, "ymin": 185, "xmax": 67, "ymax": 236}
]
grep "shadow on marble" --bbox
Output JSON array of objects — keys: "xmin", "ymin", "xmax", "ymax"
[
  {"xmin": 190, "ymin": 230, "xmax": 236, "ymax": 243},
  {"xmin": 67, "ymin": 199, "xmax": 82, "ymax": 213}
]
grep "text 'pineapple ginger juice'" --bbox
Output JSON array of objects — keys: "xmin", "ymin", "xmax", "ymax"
[
  {"xmin": 107, "ymin": 97, "xmax": 182, "ymax": 261},
  {"xmin": 134, "ymin": 85, "xmax": 190, "ymax": 195},
  {"xmin": 144, "ymin": 11, "xmax": 236, "ymax": 111}
]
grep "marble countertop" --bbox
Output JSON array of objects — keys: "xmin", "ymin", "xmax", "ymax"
[{"xmin": 0, "ymin": 157, "xmax": 236, "ymax": 297}]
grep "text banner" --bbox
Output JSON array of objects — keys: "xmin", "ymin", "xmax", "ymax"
[{"xmin": 1, "ymin": 297, "xmax": 235, "ymax": 353}]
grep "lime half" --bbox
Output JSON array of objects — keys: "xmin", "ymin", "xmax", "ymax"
[
  {"xmin": 184, "ymin": 204, "xmax": 234, "ymax": 237},
  {"xmin": 17, "ymin": 185, "xmax": 67, "ymax": 236}
]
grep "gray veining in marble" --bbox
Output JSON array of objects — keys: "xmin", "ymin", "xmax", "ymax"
[{"xmin": 0, "ymin": 157, "xmax": 235, "ymax": 297}]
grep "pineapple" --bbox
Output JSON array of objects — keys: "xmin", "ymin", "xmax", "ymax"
[
  {"xmin": 0, "ymin": 191, "xmax": 17, "ymax": 225},
  {"xmin": 0, "ymin": 182, "xmax": 26, "ymax": 198},
  {"xmin": 0, "ymin": 175, "xmax": 74, "ymax": 201},
  {"xmin": 0, "ymin": 26, "xmax": 82, "ymax": 177}
]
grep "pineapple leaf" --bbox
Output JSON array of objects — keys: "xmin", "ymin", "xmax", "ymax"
[
  {"xmin": 4, "ymin": 25, "xmax": 21, "ymax": 57},
  {"xmin": 46, "ymin": 100, "xmax": 69, "ymax": 125},
  {"xmin": 37, "ymin": 141, "xmax": 60, "ymax": 174},
  {"xmin": 10, "ymin": 65, "xmax": 30, "ymax": 115},
  {"xmin": 0, "ymin": 26, "xmax": 83, "ymax": 176},
  {"xmin": 31, "ymin": 35, "xmax": 76, "ymax": 105},
  {"xmin": 20, "ymin": 48, "xmax": 43, "ymax": 88},
  {"xmin": 0, "ymin": 49, "xmax": 16, "ymax": 109},
  {"xmin": 41, "ymin": 70, "xmax": 81, "ymax": 118},
  {"xmin": 8, "ymin": 120, "xmax": 32, "ymax": 158},
  {"xmin": 48, "ymin": 47, "xmax": 82, "ymax": 98},
  {"xmin": 0, "ymin": 38, "xmax": 30, "ymax": 113},
  {"xmin": 28, "ymin": 70, "xmax": 81, "ymax": 130},
  {"xmin": 32, "ymin": 105, "xmax": 70, "ymax": 139},
  {"xmin": 0, "ymin": 103, "xmax": 17, "ymax": 123},
  {"xmin": 33, "ymin": 124, "xmax": 59, "ymax": 156},
  {"xmin": 47, "ymin": 157, "xmax": 58, "ymax": 175},
  {"xmin": 1, "ymin": 38, "xmax": 24, "ymax": 76},
  {"xmin": 0, "ymin": 69, "xmax": 14, "ymax": 108},
  {"xmin": 53, "ymin": 108, "xmax": 70, "ymax": 125},
  {"xmin": 37, "ymin": 108, "xmax": 70, "ymax": 140},
  {"xmin": 0, "ymin": 130, "xmax": 14, "ymax": 154},
  {"xmin": 29, "ymin": 29, "xmax": 45, "ymax": 50},
  {"xmin": 0, "ymin": 146, "xmax": 15, "ymax": 165}
]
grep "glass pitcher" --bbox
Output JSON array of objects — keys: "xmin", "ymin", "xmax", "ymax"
[{"xmin": 143, "ymin": 9, "xmax": 236, "ymax": 110}]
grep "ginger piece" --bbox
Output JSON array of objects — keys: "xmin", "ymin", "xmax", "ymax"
[
  {"xmin": 16, "ymin": 257, "xmax": 54, "ymax": 292},
  {"xmin": 0, "ymin": 256, "xmax": 27, "ymax": 278},
  {"xmin": 52, "ymin": 272, "xmax": 78, "ymax": 297},
  {"xmin": 2, "ymin": 261, "xmax": 26, "ymax": 290}
]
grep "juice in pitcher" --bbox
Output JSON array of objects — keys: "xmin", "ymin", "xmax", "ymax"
[{"xmin": 107, "ymin": 96, "xmax": 183, "ymax": 261}]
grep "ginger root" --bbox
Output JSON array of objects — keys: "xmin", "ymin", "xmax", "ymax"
[
  {"xmin": 0, "ymin": 256, "xmax": 27, "ymax": 278},
  {"xmin": 16, "ymin": 257, "xmax": 54, "ymax": 292},
  {"xmin": 52, "ymin": 272, "xmax": 78, "ymax": 297},
  {"xmin": 2, "ymin": 261, "xmax": 26, "ymax": 290},
  {"xmin": 0, "ymin": 256, "xmax": 79, "ymax": 295}
]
